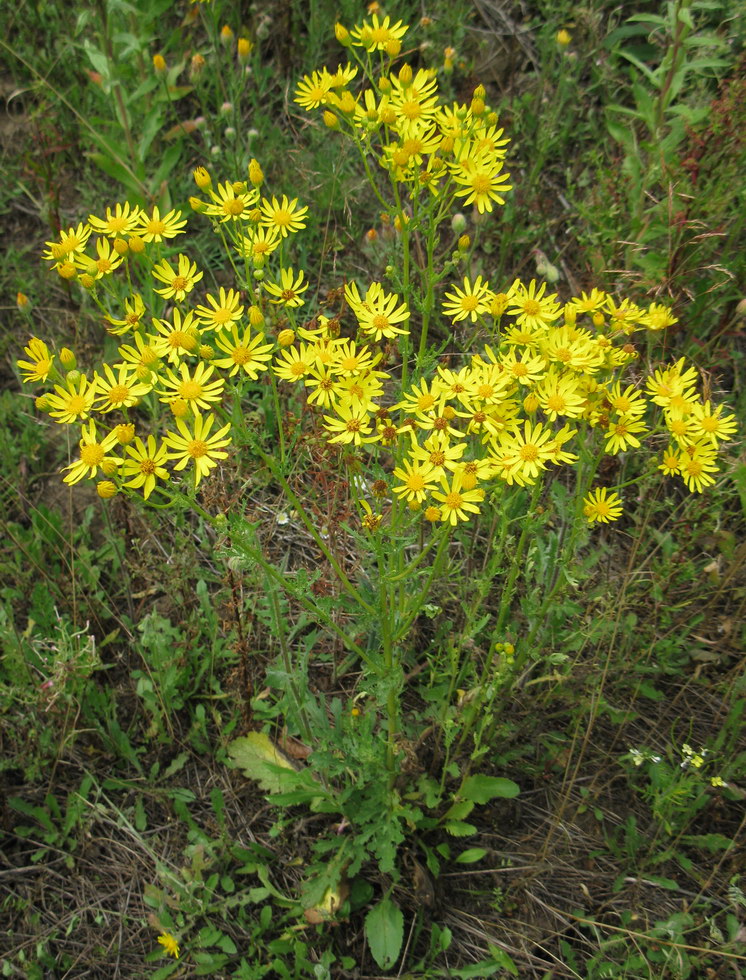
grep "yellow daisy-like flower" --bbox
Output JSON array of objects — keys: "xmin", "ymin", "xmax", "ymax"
[
  {"xmin": 536, "ymin": 371, "xmax": 585, "ymax": 421},
  {"xmin": 94, "ymin": 363, "xmax": 152, "ymax": 412},
  {"xmin": 158, "ymin": 362, "xmax": 225, "ymax": 410},
  {"xmin": 353, "ymin": 285, "xmax": 410, "ymax": 341},
  {"xmin": 105, "ymin": 294, "xmax": 147, "ymax": 336},
  {"xmin": 151, "ymin": 253, "xmax": 203, "ymax": 301},
  {"xmin": 583, "ymin": 487, "xmax": 623, "ymax": 524},
  {"xmin": 436, "ymin": 366, "xmax": 477, "ymax": 407},
  {"xmin": 507, "ymin": 279, "xmax": 562, "ymax": 330},
  {"xmin": 136, "ymin": 206, "xmax": 187, "ymax": 243},
  {"xmin": 259, "ymin": 195, "xmax": 308, "ymax": 238},
  {"xmin": 213, "ymin": 326, "xmax": 274, "ymax": 378},
  {"xmin": 397, "ymin": 376, "xmax": 446, "ymax": 415},
  {"xmin": 273, "ymin": 344, "xmax": 316, "ymax": 383},
  {"xmin": 604, "ymin": 415, "xmax": 647, "ymax": 454},
  {"xmin": 116, "ymin": 332, "xmax": 161, "ymax": 376},
  {"xmin": 678, "ymin": 443, "xmax": 719, "ymax": 493},
  {"xmin": 432, "ymin": 471, "xmax": 485, "ymax": 525},
  {"xmin": 88, "ymin": 202, "xmax": 143, "ymax": 237},
  {"xmin": 331, "ymin": 339, "xmax": 381, "ymax": 378},
  {"xmin": 76, "ymin": 237, "xmax": 124, "ymax": 279},
  {"xmin": 203, "ymin": 181, "xmax": 259, "ymax": 222},
  {"xmin": 42, "ymin": 223, "xmax": 91, "ymax": 263},
  {"xmin": 605, "ymin": 382, "xmax": 647, "ymax": 418},
  {"xmin": 334, "ymin": 372, "xmax": 383, "ymax": 413},
  {"xmin": 497, "ymin": 420, "xmax": 554, "ymax": 483},
  {"xmin": 18, "ymin": 338, "xmax": 55, "ymax": 383},
  {"xmin": 499, "ymin": 348, "xmax": 547, "ymax": 386},
  {"xmin": 410, "ymin": 432, "xmax": 466, "ymax": 475},
  {"xmin": 392, "ymin": 458, "xmax": 439, "ymax": 504},
  {"xmin": 121, "ymin": 435, "xmax": 170, "ymax": 499},
  {"xmin": 689, "ymin": 400, "xmax": 737, "ymax": 447},
  {"xmin": 442, "ymin": 275, "xmax": 492, "ymax": 322},
  {"xmin": 235, "ymin": 226, "xmax": 282, "ymax": 262},
  {"xmin": 164, "ymin": 411, "xmax": 232, "ymax": 487},
  {"xmin": 149, "ymin": 310, "xmax": 201, "ymax": 363},
  {"xmin": 658, "ymin": 445, "xmax": 681, "ymax": 476},
  {"xmin": 322, "ymin": 402, "xmax": 375, "ymax": 445},
  {"xmin": 294, "ymin": 69, "xmax": 334, "ymax": 110},
  {"xmin": 44, "ymin": 374, "xmax": 98, "ymax": 424},
  {"xmin": 264, "ymin": 267, "xmax": 308, "ymax": 307},
  {"xmin": 304, "ymin": 365, "xmax": 341, "ymax": 409},
  {"xmin": 193, "ymin": 287, "xmax": 244, "ymax": 330},
  {"xmin": 62, "ymin": 421, "xmax": 121, "ymax": 485},
  {"xmin": 157, "ymin": 933, "xmax": 180, "ymax": 960},
  {"xmin": 644, "ymin": 302, "xmax": 678, "ymax": 332},
  {"xmin": 349, "ymin": 13, "xmax": 408, "ymax": 51},
  {"xmin": 450, "ymin": 149, "xmax": 512, "ymax": 213}
]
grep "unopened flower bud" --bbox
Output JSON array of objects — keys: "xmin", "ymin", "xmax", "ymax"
[
  {"xmin": 16, "ymin": 291, "xmax": 29, "ymax": 310},
  {"xmin": 277, "ymin": 328, "xmax": 295, "ymax": 347},
  {"xmin": 65, "ymin": 370, "xmax": 82, "ymax": 386},
  {"xmin": 35, "ymin": 394, "xmax": 51, "ymax": 411},
  {"xmin": 248, "ymin": 305, "xmax": 264, "ymax": 327},
  {"xmin": 220, "ymin": 25, "xmax": 233, "ymax": 45},
  {"xmin": 189, "ymin": 196, "xmax": 206, "ymax": 213},
  {"xmin": 189, "ymin": 53, "xmax": 205, "ymax": 80},
  {"xmin": 152, "ymin": 53, "xmax": 167, "ymax": 75},
  {"xmin": 220, "ymin": 101, "xmax": 233, "ymax": 116},
  {"xmin": 470, "ymin": 97, "xmax": 485, "ymax": 115},
  {"xmin": 224, "ymin": 126, "xmax": 236, "ymax": 140},
  {"xmin": 115, "ymin": 423, "xmax": 135, "ymax": 445},
  {"xmin": 248, "ymin": 158, "xmax": 263, "ymax": 187},
  {"xmin": 425, "ymin": 505, "xmax": 440, "ymax": 522},
  {"xmin": 385, "ymin": 38, "xmax": 401, "ymax": 57},
  {"xmin": 199, "ymin": 344, "xmax": 214, "ymax": 359},
  {"xmin": 193, "ymin": 166, "xmax": 211, "ymax": 189},
  {"xmin": 451, "ymin": 212, "xmax": 468, "ymax": 234},
  {"xmin": 112, "ymin": 237, "xmax": 128, "ymax": 255},
  {"xmin": 128, "ymin": 235, "xmax": 145, "ymax": 254},
  {"xmin": 59, "ymin": 348, "xmax": 76, "ymax": 370},
  {"xmin": 523, "ymin": 393, "xmax": 540, "ymax": 413},
  {"xmin": 365, "ymin": 228, "xmax": 378, "ymax": 242},
  {"xmin": 458, "ymin": 234, "xmax": 470, "ymax": 251},
  {"xmin": 79, "ymin": 274, "xmax": 96, "ymax": 289},
  {"xmin": 58, "ymin": 262, "xmax": 77, "ymax": 280},
  {"xmin": 556, "ymin": 29, "xmax": 572, "ymax": 47},
  {"xmin": 96, "ymin": 481, "xmax": 117, "ymax": 499},
  {"xmin": 237, "ymin": 37, "xmax": 253, "ymax": 62},
  {"xmin": 170, "ymin": 398, "xmax": 189, "ymax": 419},
  {"xmin": 335, "ymin": 23, "xmax": 351, "ymax": 45},
  {"xmin": 101, "ymin": 458, "xmax": 119, "ymax": 476},
  {"xmin": 398, "ymin": 64, "xmax": 412, "ymax": 85},
  {"xmin": 323, "ymin": 110, "xmax": 340, "ymax": 129}
]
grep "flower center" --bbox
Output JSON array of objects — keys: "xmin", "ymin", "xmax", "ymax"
[
  {"xmin": 188, "ymin": 440, "xmax": 209, "ymax": 458},
  {"xmin": 179, "ymin": 381, "xmax": 203, "ymax": 400},
  {"xmin": 519, "ymin": 444, "xmax": 538, "ymax": 462},
  {"xmin": 171, "ymin": 276, "xmax": 188, "ymax": 292},
  {"xmin": 81, "ymin": 444, "xmax": 104, "ymax": 466},
  {"xmin": 444, "ymin": 491, "xmax": 463, "ymax": 510}
]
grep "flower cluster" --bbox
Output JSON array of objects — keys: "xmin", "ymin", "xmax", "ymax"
[{"xmin": 17, "ymin": 14, "xmax": 736, "ymax": 524}]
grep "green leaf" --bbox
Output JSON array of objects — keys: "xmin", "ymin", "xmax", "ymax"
[
  {"xmin": 455, "ymin": 848, "xmax": 488, "ymax": 864},
  {"xmin": 450, "ymin": 948, "xmax": 518, "ymax": 977},
  {"xmin": 461, "ymin": 775, "xmax": 520, "ymax": 804},
  {"xmin": 365, "ymin": 897, "xmax": 403, "ymax": 970},
  {"xmin": 226, "ymin": 733, "xmax": 298, "ymax": 793},
  {"xmin": 444, "ymin": 820, "xmax": 478, "ymax": 837}
]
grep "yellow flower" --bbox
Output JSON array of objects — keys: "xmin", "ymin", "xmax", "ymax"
[
  {"xmin": 264, "ymin": 267, "xmax": 308, "ymax": 308},
  {"xmin": 164, "ymin": 411, "xmax": 232, "ymax": 487},
  {"xmin": 158, "ymin": 362, "xmax": 225, "ymax": 410},
  {"xmin": 44, "ymin": 375, "xmax": 98, "ymax": 424},
  {"xmin": 391, "ymin": 458, "xmax": 439, "ymax": 504},
  {"xmin": 322, "ymin": 402, "xmax": 375, "ymax": 445},
  {"xmin": 213, "ymin": 326, "xmax": 274, "ymax": 378},
  {"xmin": 203, "ymin": 181, "xmax": 259, "ymax": 222},
  {"xmin": 442, "ymin": 276, "xmax": 492, "ymax": 322},
  {"xmin": 136, "ymin": 206, "xmax": 187, "ymax": 243},
  {"xmin": 63, "ymin": 421, "xmax": 121, "ymax": 485},
  {"xmin": 151, "ymin": 253, "xmax": 203, "ymax": 301},
  {"xmin": 18, "ymin": 338, "xmax": 55, "ymax": 383},
  {"xmin": 88, "ymin": 202, "xmax": 143, "ymax": 237},
  {"xmin": 450, "ymin": 149, "xmax": 512, "ymax": 213},
  {"xmin": 157, "ymin": 933, "xmax": 180, "ymax": 959},
  {"xmin": 259, "ymin": 195, "xmax": 308, "ymax": 238},
  {"xmin": 94, "ymin": 364, "xmax": 152, "ymax": 412},
  {"xmin": 105, "ymin": 294, "xmax": 147, "ymax": 336},
  {"xmin": 604, "ymin": 415, "xmax": 647, "ymax": 454},
  {"xmin": 194, "ymin": 288, "xmax": 244, "ymax": 330},
  {"xmin": 507, "ymin": 279, "xmax": 562, "ymax": 330},
  {"xmin": 121, "ymin": 436, "xmax": 170, "ymax": 499},
  {"xmin": 583, "ymin": 487, "xmax": 623, "ymax": 524},
  {"xmin": 432, "ymin": 471, "xmax": 484, "ymax": 524},
  {"xmin": 349, "ymin": 13, "xmax": 408, "ymax": 51},
  {"xmin": 149, "ymin": 309, "xmax": 202, "ymax": 363},
  {"xmin": 678, "ymin": 443, "xmax": 719, "ymax": 493}
]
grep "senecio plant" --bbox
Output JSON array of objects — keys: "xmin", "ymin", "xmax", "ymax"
[{"xmin": 18, "ymin": 10, "xmax": 738, "ymax": 941}]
